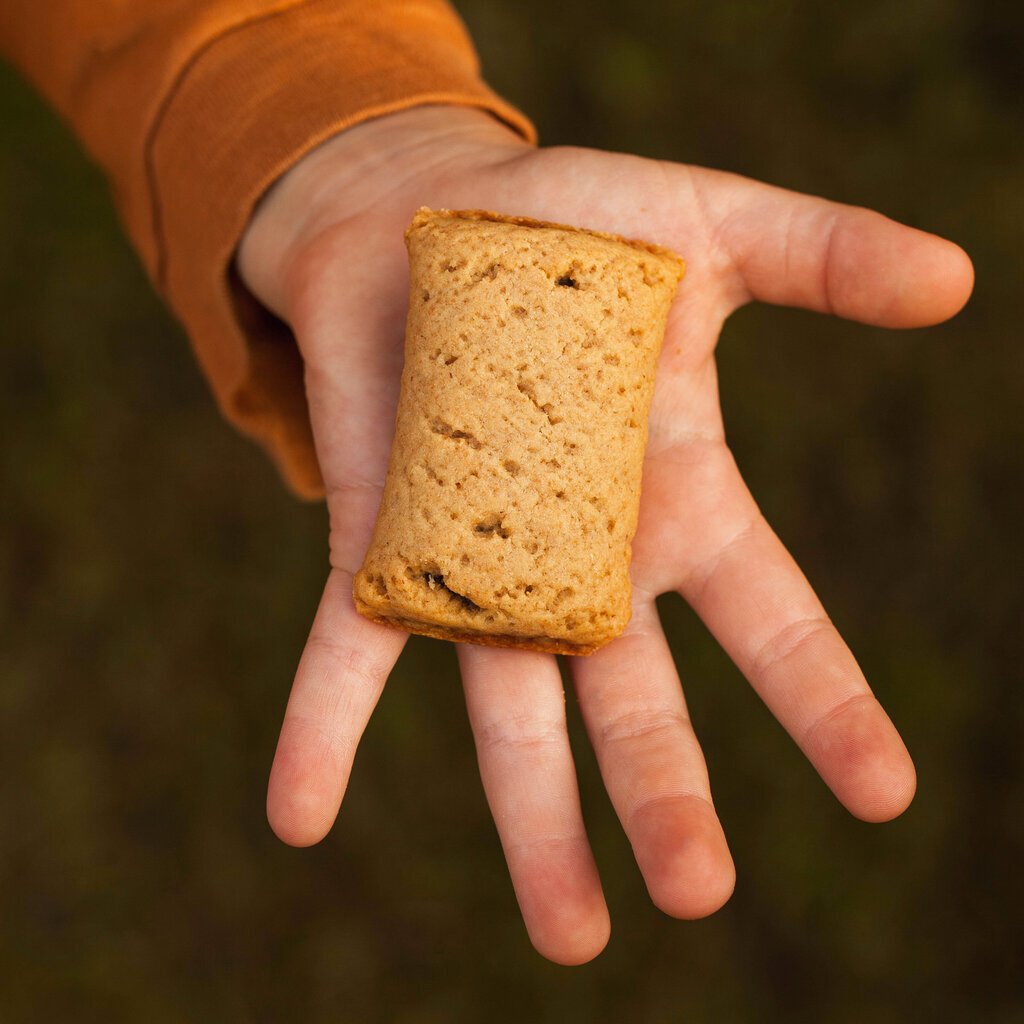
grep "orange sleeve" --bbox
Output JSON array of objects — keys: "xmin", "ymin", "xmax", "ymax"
[{"xmin": 0, "ymin": 0, "xmax": 537, "ymax": 498}]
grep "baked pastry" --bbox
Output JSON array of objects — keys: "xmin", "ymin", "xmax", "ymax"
[{"xmin": 352, "ymin": 207, "xmax": 685, "ymax": 654}]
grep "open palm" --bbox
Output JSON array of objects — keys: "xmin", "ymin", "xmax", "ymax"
[{"xmin": 238, "ymin": 106, "xmax": 973, "ymax": 964}]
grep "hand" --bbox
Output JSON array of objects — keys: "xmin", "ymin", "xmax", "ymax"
[{"xmin": 238, "ymin": 105, "xmax": 973, "ymax": 965}]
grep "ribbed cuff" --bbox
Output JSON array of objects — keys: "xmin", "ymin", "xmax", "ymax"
[{"xmin": 148, "ymin": 0, "xmax": 536, "ymax": 498}]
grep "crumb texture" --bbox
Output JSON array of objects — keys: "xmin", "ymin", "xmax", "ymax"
[{"xmin": 353, "ymin": 207, "xmax": 686, "ymax": 655}]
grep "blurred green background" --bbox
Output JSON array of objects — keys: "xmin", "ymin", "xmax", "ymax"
[{"xmin": 2, "ymin": 0, "xmax": 1022, "ymax": 1020}]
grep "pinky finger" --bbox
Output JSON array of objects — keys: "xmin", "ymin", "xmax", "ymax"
[{"xmin": 266, "ymin": 568, "xmax": 407, "ymax": 845}]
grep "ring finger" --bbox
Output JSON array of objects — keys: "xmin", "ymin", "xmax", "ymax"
[{"xmin": 458, "ymin": 644, "xmax": 609, "ymax": 965}]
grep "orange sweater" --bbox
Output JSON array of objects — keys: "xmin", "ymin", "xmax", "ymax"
[{"xmin": 0, "ymin": 1, "xmax": 536, "ymax": 497}]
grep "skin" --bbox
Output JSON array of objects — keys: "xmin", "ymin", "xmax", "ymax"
[{"xmin": 237, "ymin": 105, "xmax": 974, "ymax": 966}]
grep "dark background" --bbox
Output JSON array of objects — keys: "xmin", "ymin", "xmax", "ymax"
[{"xmin": 2, "ymin": 0, "xmax": 1022, "ymax": 1019}]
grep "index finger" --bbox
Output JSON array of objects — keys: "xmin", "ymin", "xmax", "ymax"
[{"xmin": 643, "ymin": 439, "xmax": 916, "ymax": 821}]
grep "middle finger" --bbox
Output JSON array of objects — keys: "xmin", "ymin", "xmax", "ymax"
[{"xmin": 571, "ymin": 597, "xmax": 735, "ymax": 919}]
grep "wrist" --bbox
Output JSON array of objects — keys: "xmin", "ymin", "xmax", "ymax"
[{"xmin": 237, "ymin": 104, "xmax": 530, "ymax": 317}]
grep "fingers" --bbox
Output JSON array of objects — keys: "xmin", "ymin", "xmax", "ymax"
[
  {"xmin": 458, "ymin": 644, "xmax": 609, "ymax": 965},
  {"xmin": 266, "ymin": 568, "xmax": 407, "ymax": 846},
  {"xmin": 665, "ymin": 442, "xmax": 916, "ymax": 821},
  {"xmin": 689, "ymin": 166, "xmax": 974, "ymax": 327},
  {"xmin": 571, "ymin": 599, "xmax": 735, "ymax": 919}
]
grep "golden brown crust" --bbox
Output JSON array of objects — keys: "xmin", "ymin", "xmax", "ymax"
[
  {"xmin": 353, "ymin": 208, "xmax": 685, "ymax": 655},
  {"xmin": 353, "ymin": 606, "xmax": 603, "ymax": 656},
  {"xmin": 405, "ymin": 207, "xmax": 688, "ymax": 269}
]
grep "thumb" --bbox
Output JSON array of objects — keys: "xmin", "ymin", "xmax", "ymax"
[{"xmin": 683, "ymin": 166, "xmax": 975, "ymax": 327}]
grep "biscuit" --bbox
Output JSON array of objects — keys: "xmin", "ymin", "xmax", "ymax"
[{"xmin": 352, "ymin": 208, "xmax": 685, "ymax": 655}]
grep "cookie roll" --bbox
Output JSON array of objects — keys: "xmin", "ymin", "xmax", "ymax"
[{"xmin": 353, "ymin": 208, "xmax": 685, "ymax": 655}]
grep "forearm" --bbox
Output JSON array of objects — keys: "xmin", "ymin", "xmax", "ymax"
[{"xmin": 0, "ymin": 0, "xmax": 536, "ymax": 498}]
